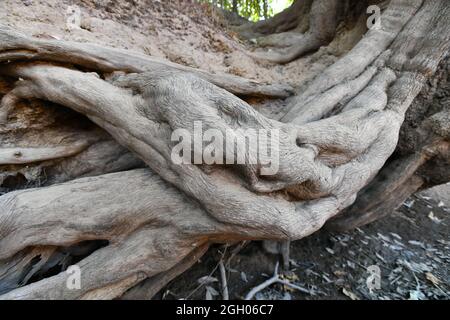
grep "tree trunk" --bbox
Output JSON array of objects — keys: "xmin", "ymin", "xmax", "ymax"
[{"xmin": 0, "ymin": 0, "xmax": 449, "ymax": 299}]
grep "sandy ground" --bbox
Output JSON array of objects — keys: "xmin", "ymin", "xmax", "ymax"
[
  {"xmin": 2, "ymin": 0, "xmax": 449, "ymax": 300},
  {"xmin": 1, "ymin": 0, "xmax": 364, "ymax": 88}
]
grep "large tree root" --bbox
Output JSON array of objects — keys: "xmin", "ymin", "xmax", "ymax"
[
  {"xmin": 326, "ymin": 137, "xmax": 449, "ymax": 231},
  {"xmin": 234, "ymin": 0, "xmax": 313, "ymax": 39},
  {"xmin": 0, "ymin": 0, "xmax": 449, "ymax": 299},
  {"xmin": 0, "ymin": 25, "xmax": 292, "ymax": 99},
  {"xmin": 0, "ymin": 169, "xmax": 216, "ymax": 299},
  {"xmin": 244, "ymin": 0, "xmax": 449, "ymax": 265},
  {"xmin": 280, "ymin": 0, "xmax": 426, "ymax": 121},
  {"xmin": 243, "ymin": 0, "xmax": 389, "ymax": 64},
  {"xmin": 281, "ymin": 0, "xmax": 450, "ymax": 237},
  {"xmin": 248, "ymin": 0, "xmax": 340, "ymax": 64},
  {"xmin": 121, "ymin": 244, "xmax": 210, "ymax": 300}
]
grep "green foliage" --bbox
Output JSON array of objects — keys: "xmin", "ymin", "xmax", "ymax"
[{"xmin": 201, "ymin": 0, "xmax": 293, "ymax": 22}]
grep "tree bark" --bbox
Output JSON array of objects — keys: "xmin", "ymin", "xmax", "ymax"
[
  {"xmin": 0, "ymin": 0, "xmax": 449, "ymax": 299},
  {"xmin": 237, "ymin": 0, "xmax": 387, "ymax": 64}
]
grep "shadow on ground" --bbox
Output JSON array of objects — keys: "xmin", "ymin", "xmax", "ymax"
[{"xmin": 161, "ymin": 186, "xmax": 450, "ymax": 300}]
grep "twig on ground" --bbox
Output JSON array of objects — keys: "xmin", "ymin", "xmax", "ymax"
[
  {"xmin": 280, "ymin": 240, "xmax": 291, "ymax": 270},
  {"xmin": 185, "ymin": 246, "xmax": 228, "ymax": 299},
  {"xmin": 219, "ymin": 260, "xmax": 229, "ymax": 300},
  {"xmin": 244, "ymin": 262, "xmax": 313, "ymax": 300}
]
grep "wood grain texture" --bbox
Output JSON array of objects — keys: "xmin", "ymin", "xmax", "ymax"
[{"xmin": 0, "ymin": 0, "xmax": 449, "ymax": 299}]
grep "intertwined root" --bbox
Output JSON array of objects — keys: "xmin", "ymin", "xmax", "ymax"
[
  {"xmin": 0, "ymin": 60, "xmax": 404, "ymax": 234},
  {"xmin": 249, "ymin": 0, "xmax": 340, "ymax": 64},
  {"xmin": 0, "ymin": 0, "xmax": 449, "ymax": 299}
]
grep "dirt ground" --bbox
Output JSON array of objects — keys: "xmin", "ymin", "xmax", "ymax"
[
  {"xmin": 1, "ymin": 0, "xmax": 364, "ymax": 87},
  {"xmin": 162, "ymin": 185, "xmax": 450, "ymax": 300},
  {"xmin": 2, "ymin": 0, "xmax": 449, "ymax": 300}
]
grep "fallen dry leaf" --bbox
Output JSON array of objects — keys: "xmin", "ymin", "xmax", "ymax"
[
  {"xmin": 342, "ymin": 288, "xmax": 360, "ymax": 300},
  {"xmin": 425, "ymin": 272, "xmax": 441, "ymax": 286},
  {"xmin": 428, "ymin": 211, "xmax": 442, "ymax": 223}
]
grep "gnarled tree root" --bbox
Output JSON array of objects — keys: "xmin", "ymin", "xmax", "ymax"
[
  {"xmin": 0, "ymin": 0, "xmax": 449, "ymax": 299},
  {"xmin": 248, "ymin": 0, "xmax": 340, "ymax": 64}
]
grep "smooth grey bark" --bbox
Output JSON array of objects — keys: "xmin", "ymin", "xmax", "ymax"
[
  {"xmin": 240, "ymin": 0, "xmax": 386, "ymax": 64},
  {"xmin": 0, "ymin": 0, "xmax": 449, "ymax": 299}
]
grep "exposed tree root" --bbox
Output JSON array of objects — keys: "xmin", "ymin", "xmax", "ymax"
[
  {"xmin": 0, "ymin": 246, "xmax": 57, "ymax": 295},
  {"xmin": 249, "ymin": 0, "xmax": 340, "ymax": 64},
  {"xmin": 0, "ymin": 169, "xmax": 214, "ymax": 299},
  {"xmin": 0, "ymin": 142, "xmax": 90, "ymax": 165},
  {"xmin": 0, "ymin": 0, "xmax": 449, "ymax": 299},
  {"xmin": 326, "ymin": 138, "xmax": 449, "ymax": 232},
  {"xmin": 121, "ymin": 244, "xmax": 209, "ymax": 300},
  {"xmin": 281, "ymin": 0, "xmax": 425, "ymax": 121}
]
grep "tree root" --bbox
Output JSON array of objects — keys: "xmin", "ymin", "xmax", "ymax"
[
  {"xmin": 0, "ymin": 0, "xmax": 449, "ymax": 299},
  {"xmin": 122, "ymin": 244, "xmax": 210, "ymax": 300},
  {"xmin": 281, "ymin": 0, "xmax": 425, "ymax": 120},
  {"xmin": 244, "ymin": 262, "xmax": 313, "ymax": 300},
  {"xmin": 0, "ymin": 25, "xmax": 292, "ymax": 99},
  {"xmin": 248, "ymin": 0, "xmax": 340, "ymax": 64}
]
